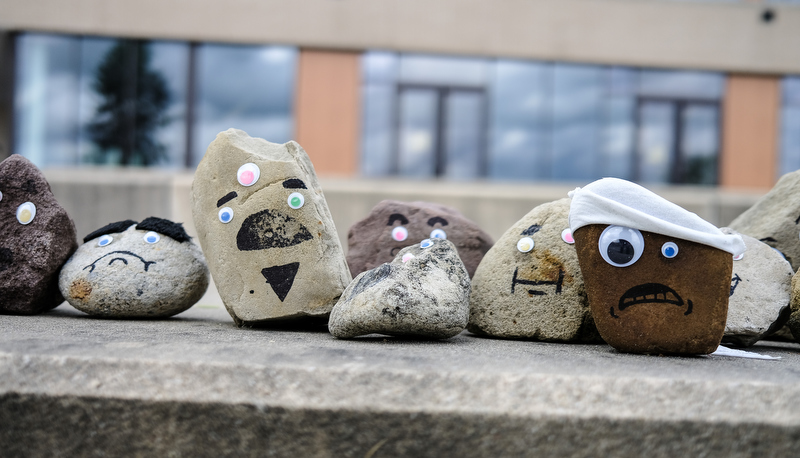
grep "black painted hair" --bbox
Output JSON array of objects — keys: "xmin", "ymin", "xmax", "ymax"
[
  {"xmin": 136, "ymin": 217, "xmax": 192, "ymax": 243},
  {"xmin": 83, "ymin": 220, "xmax": 138, "ymax": 243}
]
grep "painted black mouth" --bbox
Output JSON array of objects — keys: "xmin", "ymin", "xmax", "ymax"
[
  {"xmin": 0, "ymin": 247, "xmax": 12, "ymax": 273},
  {"xmin": 511, "ymin": 267, "xmax": 565, "ymax": 296},
  {"xmin": 84, "ymin": 250, "xmax": 156, "ymax": 273},
  {"xmin": 611, "ymin": 283, "xmax": 692, "ymax": 318}
]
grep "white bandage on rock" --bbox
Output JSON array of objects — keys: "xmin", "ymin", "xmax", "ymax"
[{"xmin": 568, "ymin": 178, "xmax": 746, "ymax": 256}]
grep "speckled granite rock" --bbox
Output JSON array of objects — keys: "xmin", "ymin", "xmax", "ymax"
[
  {"xmin": 346, "ymin": 200, "xmax": 493, "ymax": 278},
  {"xmin": 468, "ymin": 198, "xmax": 600, "ymax": 342},
  {"xmin": 59, "ymin": 217, "xmax": 209, "ymax": 318},
  {"xmin": 721, "ymin": 228, "xmax": 793, "ymax": 347},
  {"xmin": 0, "ymin": 155, "xmax": 77, "ymax": 314},
  {"xmin": 329, "ymin": 238, "xmax": 470, "ymax": 339},
  {"xmin": 729, "ymin": 169, "xmax": 800, "ymax": 270},
  {"xmin": 191, "ymin": 129, "xmax": 351, "ymax": 326},
  {"xmin": 785, "ymin": 271, "xmax": 800, "ymax": 342}
]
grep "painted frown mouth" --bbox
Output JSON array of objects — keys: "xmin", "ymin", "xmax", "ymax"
[{"xmin": 610, "ymin": 283, "xmax": 693, "ymax": 318}]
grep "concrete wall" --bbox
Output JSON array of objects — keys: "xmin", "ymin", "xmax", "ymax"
[
  {"xmin": 1, "ymin": 0, "xmax": 799, "ymax": 74},
  {"xmin": 42, "ymin": 169, "xmax": 765, "ymax": 248}
]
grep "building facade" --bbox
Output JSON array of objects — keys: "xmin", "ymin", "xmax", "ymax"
[{"xmin": 1, "ymin": 0, "xmax": 799, "ymax": 190}]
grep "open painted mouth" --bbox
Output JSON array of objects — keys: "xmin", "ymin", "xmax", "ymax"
[{"xmin": 610, "ymin": 283, "xmax": 692, "ymax": 318}]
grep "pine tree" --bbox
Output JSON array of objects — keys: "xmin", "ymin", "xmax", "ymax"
[{"xmin": 87, "ymin": 40, "xmax": 170, "ymax": 166}]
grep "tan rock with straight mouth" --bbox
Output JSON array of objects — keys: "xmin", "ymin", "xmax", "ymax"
[{"xmin": 191, "ymin": 129, "xmax": 351, "ymax": 326}]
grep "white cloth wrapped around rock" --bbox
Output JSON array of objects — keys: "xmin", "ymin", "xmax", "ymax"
[
  {"xmin": 329, "ymin": 238, "xmax": 470, "ymax": 339},
  {"xmin": 569, "ymin": 178, "xmax": 745, "ymax": 256}
]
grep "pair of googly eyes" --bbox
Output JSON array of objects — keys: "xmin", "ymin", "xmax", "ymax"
[
  {"xmin": 97, "ymin": 231, "xmax": 160, "ymax": 247},
  {"xmin": 218, "ymin": 193, "xmax": 305, "ymax": 224},
  {"xmin": 598, "ymin": 226, "xmax": 680, "ymax": 267},
  {"xmin": 391, "ymin": 227, "xmax": 446, "ymax": 242},
  {"xmin": 516, "ymin": 229, "xmax": 574, "ymax": 253}
]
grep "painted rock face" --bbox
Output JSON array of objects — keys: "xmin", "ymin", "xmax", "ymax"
[
  {"xmin": 573, "ymin": 225, "xmax": 732, "ymax": 354},
  {"xmin": 569, "ymin": 178, "xmax": 744, "ymax": 355},
  {"xmin": 346, "ymin": 200, "xmax": 493, "ymax": 278},
  {"xmin": 329, "ymin": 238, "xmax": 470, "ymax": 339},
  {"xmin": 191, "ymin": 129, "xmax": 351, "ymax": 326},
  {"xmin": 468, "ymin": 198, "xmax": 600, "ymax": 342},
  {"xmin": 728, "ymin": 169, "xmax": 800, "ymax": 271},
  {"xmin": 721, "ymin": 228, "xmax": 793, "ymax": 347},
  {"xmin": 59, "ymin": 217, "xmax": 209, "ymax": 318},
  {"xmin": 0, "ymin": 155, "xmax": 78, "ymax": 314}
]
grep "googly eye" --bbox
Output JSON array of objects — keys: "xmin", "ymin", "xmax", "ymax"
[
  {"xmin": 143, "ymin": 231, "xmax": 160, "ymax": 244},
  {"xmin": 402, "ymin": 253, "xmax": 414, "ymax": 263},
  {"xmin": 661, "ymin": 242, "xmax": 679, "ymax": 259},
  {"xmin": 420, "ymin": 239, "xmax": 434, "ymax": 249},
  {"xmin": 97, "ymin": 235, "xmax": 114, "ymax": 247},
  {"xmin": 392, "ymin": 226, "xmax": 408, "ymax": 242},
  {"xmin": 517, "ymin": 237, "xmax": 534, "ymax": 253},
  {"xmin": 287, "ymin": 192, "xmax": 305, "ymax": 209},
  {"xmin": 218, "ymin": 207, "xmax": 233, "ymax": 224},
  {"xmin": 561, "ymin": 228, "xmax": 574, "ymax": 244},
  {"xmin": 237, "ymin": 163, "xmax": 260, "ymax": 187},
  {"xmin": 598, "ymin": 225, "xmax": 644, "ymax": 268},
  {"xmin": 0, "ymin": 190, "xmax": 3, "ymax": 202},
  {"xmin": 733, "ymin": 252, "xmax": 744, "ymax": 261},
  {"xmin": 430, "ymin": 228, "xmax": 447, "ymax": 239},
  {"xmin": 16, "ymin": 202, "xmax": 36, "ymax": 225}
]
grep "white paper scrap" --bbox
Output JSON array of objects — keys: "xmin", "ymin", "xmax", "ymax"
[{"xmin": 709, "ymin": 345, "xmax": 781, "ymax": 360}]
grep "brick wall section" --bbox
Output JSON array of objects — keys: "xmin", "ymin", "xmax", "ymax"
[
  {"xmin": 720, "ymin": 74, "xmax": 781, "ymax": 190},
  {"xmin": 294, "ymin": 49, "xmax": 360, "ymax": 177}
]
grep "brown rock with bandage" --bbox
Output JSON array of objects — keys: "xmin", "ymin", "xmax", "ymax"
[{"xmin": 569, "ymin": 178, "xmax": 746, "ymax": 355}]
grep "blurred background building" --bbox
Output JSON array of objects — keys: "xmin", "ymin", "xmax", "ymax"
[{"xmin": 0, "ymin": 0, "xmax": 799, "ymax": 240}]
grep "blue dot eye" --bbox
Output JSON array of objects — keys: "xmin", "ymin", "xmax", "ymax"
[
  {"xmin": 143, "ymin": 231, "xmax": 160, "ymax": 244},
  {"xmin": 218, "ymin": 207, "xmax": 233, "ymax": 224},
  {"xmin": 420, "ymin": 239, "xmax": 434, "ymax": 249},
  {"xmin": 97, "ymin": 235, "xmax": 113, "ymax": 247},
  {"xmin": 661, "ymin": 242, "xmax": 679, "ymax": 259}
]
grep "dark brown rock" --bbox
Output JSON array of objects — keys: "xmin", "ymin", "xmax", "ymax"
[
  {"xmin": 346, "ymin": 200, "xmax": 493, "ymax": 278},
  {"xmin": 573, "ymin": 225, "xmax": 731, "ymax": 355},
  {"xmin": 0, "ymin": 155, "xmax": 78, "ymax": 314}
]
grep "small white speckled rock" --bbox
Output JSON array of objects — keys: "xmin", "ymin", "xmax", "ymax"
[
  {"xmin": 468, "ymin": 198, "xmax": 600, "ymax": 342},
  {"xmin": 59, "ymin": 217, "xmax": 209, "ymax": 318},
  {"xmin": 329, "ymin": 238, "xmax": 470, "ymax": 339},
  {"xmin": 721, "ymin": 228, "xmax": 793, "ymax": 347}
]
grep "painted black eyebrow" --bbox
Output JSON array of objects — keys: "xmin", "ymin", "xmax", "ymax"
[
  {"xmin": 83, "ymin": 220, "xmax": 138, "ymax": 243},
  {"xmin": 217, "ymin": 191, "xmax": 238, "ymax": 208},
  {"xmin": 427, "ymin": 217, "xmax": 449, "ymax": 227},
  {"xmin": 282, "ymin": 178, "xmax": 307, "ymax": 189},
  {"xmin": 136, "ymin": 216, "xmax": 192, "ymax": 243},
  {"xmin": 387, "ymin": 213, "xmax": 409, "ymax": 226},
  {"xmin": 759, "ymin": 237, "xmax": 778, "ymax": 243},
  {"xmin": 521, "ymin": 224, "xmax": 542, "ymax": 236}
]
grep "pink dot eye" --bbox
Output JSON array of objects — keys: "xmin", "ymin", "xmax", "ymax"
[
  {"xmin": 237, "ymin": 163, "xmax": 260, "ymax": 187},
  {"xmin": 561, "ymin": 228, "xmax": 575, "ymax": 244},
  {"xmin": 392, "ymin": 226, "xmax": 408, "ymax": 242}
]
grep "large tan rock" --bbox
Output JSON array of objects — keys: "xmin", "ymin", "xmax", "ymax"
[
  {"xmin": 468, "ymin": 198, "xmax": 600, "ymax": 342},
  {"xmin": 191, "ymin": 129, "xmax": 351, "ymax": 326}
]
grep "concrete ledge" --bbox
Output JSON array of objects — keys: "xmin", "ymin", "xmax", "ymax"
[{"xmin": 2, "ymin": 304, "xmax": 800, "ymax": 456}]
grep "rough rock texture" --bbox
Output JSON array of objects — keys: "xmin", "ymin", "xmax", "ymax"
[
  {"xmin": 59, "ymin": 218, "xmax": 209, "ymax": 318},
  {"xmin": 191, "ymin": 129, "xmax": 351, "ymax": 326},
  {"xmin": 346, "ymin": 200, "xmax": 493, "ymax": 278},
  {"xmin": 0, "ymin": 155, "xmax": 77, "ymax": 314},
  {"xmin": 729, "ymin": 169, "xmax": 800, "ymax": 271},
  {"xmin": 468, "ymin": 198, "xmax": 600, "ymax": 342},
  {"xmin": 721, "ymin": 228, "xmax": 793, "ymax": 347},
  {"xmin": 574, "ymin": 225, "xmax": 731, "ymax": 355},
  {"xmin": 329, "ymin": 238, "xmax": 470, "ymax": 339},
  {"xmin": 786, "ymin": 272, "xmax": 800, "ymax": 343}
]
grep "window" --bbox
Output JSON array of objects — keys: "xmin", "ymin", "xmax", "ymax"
[
  {"xmin": 780, "ymin": 76, "xmax": 800, "ymax": 176},
  {"xmin": 361, "ymin": 52, "xmax": 724, "ymax": 184},
  {"xmin": 13, "ymin": 32, "xmax": 297, "ymax": 169}
]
